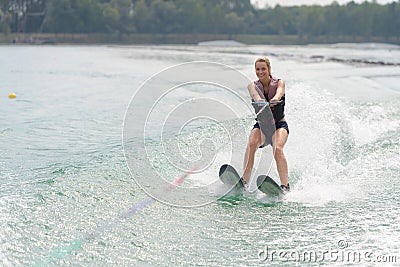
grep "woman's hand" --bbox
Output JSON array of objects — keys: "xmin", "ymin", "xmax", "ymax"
[{"xmin": 269, "ymin": 97, "xmax": 280, "ymax": 106}]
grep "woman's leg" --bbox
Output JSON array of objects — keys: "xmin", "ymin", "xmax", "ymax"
[
  {"xmin": 242, "ymin": 128, "xmax": 263, "ymax": 183},
  {"xmin": 272, "ymin": 128, "xmax": 289, "ymax": 186}
]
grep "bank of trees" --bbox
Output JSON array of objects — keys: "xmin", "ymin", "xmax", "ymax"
[{"xmin": 0, "ymin": 0, "xmax": 399, "ymax": 38}]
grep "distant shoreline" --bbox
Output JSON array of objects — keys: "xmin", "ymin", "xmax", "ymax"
[{"xmin": 1, "ymin": 33, "xmax": 399, "ymax": 46}]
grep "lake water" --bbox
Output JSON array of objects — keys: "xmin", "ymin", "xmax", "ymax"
[{"xmin": 0, "ymin": 43, "xmax": 399, "ymax": 266}]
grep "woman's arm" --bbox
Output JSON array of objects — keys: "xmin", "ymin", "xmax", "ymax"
[
  {"xmin": 270, "ymin": 80, "xmax": 285, "ymax": 102},
  {"xmin": 247, "ymin": 82, "xmax": 263, "ymax": 102}
]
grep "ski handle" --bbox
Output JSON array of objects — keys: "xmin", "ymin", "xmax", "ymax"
[
  {"xmin": 252, "ymin": 100, "xmax": 283, "ymax": 116},
  {"xmin": 252, "ymin": 100, "xmax": 283, "ymax": 106}
]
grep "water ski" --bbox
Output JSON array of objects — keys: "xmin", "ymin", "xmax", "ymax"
[
  {"xmin": 256, "ymin": 175, "xmax": 285, "ymax": 197},
  {"xmin": 218, "ymin": 164, "xmax": 243, "ymax": 190}
]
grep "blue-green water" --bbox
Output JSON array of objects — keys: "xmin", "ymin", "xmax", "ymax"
[{"xmin": 0, "ymin": 44, "xmax": 399, "ymax": 266}]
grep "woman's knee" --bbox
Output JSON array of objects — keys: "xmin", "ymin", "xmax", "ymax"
[
  {"xmin": 274, "ymin": 146, "xmax": 285, "ymax": 158},
  {"xmin": 248, "ymin": 134, "xmax": 261, "ymax": 149}
]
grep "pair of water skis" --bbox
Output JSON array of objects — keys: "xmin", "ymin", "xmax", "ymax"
[{"xmin": 219, "ymin": 164, "xmax": 288, "ymax": 197}]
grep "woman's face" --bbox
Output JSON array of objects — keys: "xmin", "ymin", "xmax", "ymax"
[{"xmin": 255, "ymin": 61, "xmax": 270, "ymax": 82}]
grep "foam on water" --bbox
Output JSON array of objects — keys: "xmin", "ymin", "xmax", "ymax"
[
  {"xmin": 285, "ymin": 178, "xmax": 354, "ymax": 206},
  {"xmin": 267, "ymin": 65, "xmax": 398, "ymax": 206}
]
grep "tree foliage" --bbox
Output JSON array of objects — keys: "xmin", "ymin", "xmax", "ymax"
[{"xmin": 0, "ymin": 0, "xmax": 399, "ymax": 38}]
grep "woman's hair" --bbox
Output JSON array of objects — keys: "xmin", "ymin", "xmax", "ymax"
[{"xmin": 255, "ymin": 57, "xmax": 271, "ymax": 68}]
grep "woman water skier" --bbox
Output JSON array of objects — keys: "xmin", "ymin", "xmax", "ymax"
[{"xmin": 241, "ymin": 57, "xmax": 290, "ymax": 192}]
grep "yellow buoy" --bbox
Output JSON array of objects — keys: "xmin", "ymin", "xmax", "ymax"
[{"xmin": 8, "ymin": 93, "xmax": 17, "ymax": 99}]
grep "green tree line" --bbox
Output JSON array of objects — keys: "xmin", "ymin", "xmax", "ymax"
[{"xmin": 0, "ymin": 0, "xmax": 399, "ymax": 38}]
